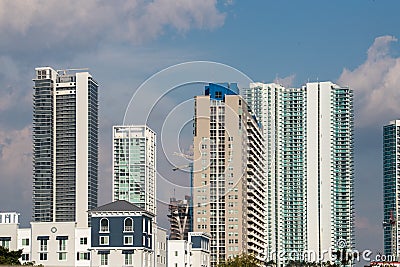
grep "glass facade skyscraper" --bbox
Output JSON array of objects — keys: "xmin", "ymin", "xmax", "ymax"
[
  {"xmin": 383, "ymin": 120, "xmax": 400, "ymax": 257},
  {"xmin": 242, "ymin": 81, "xmax": 354, "ymax": 265},
  {"xmin": 112, "ymin": 125, "xmax": 156, "ymax": 215},
  {"xmin": 32, "ymin": 67, "xmax": 98, "ymax": 227}
]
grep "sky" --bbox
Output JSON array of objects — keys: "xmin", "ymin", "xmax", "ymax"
[{"xmin": 1, "ymin": 0, "xmax": 400, "ymax": 262}]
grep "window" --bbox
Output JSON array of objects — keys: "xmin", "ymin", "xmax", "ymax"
[
  {"xmin": 40, "ymin": 240, "xmax": 48, "ymax": 251},
  {"xmin": 21, "ymin": 254, "xmax": 29, "ymax": 261},
  {"xmin": 80, "ymin": 237, "xmax": 88, "ymax": 245},
  {"xmin": 77, "ymin": 252, "xmax": 90, "ymax": 260},
  {"xmin": 99, "ymin": 236, "xmax": 109, "ymax": 245},
  {"xmin": 175, "ymin": 251, "xmax": 178, "ymax": 256},
  {"xmin": 124, "ymin": 236, "xmax": 133, "ymax": 245},
  {"xmin": 215, "ymin": 91, "xmax": 222, "ymax": 98},
  {"xmin": 0, "ymin": 240, "xmax": 9, "ymax": 249},
  {"xmin": 22, "ymin": 238, "xmax": 29, "ymax": 246},
  {"xmin": 100, "ymin": 218, "xmax": 109, "ymax": 232},
  {"xmin": 100, "ymin": 254, "xmax": 108, "ymax": 266},
  {"xmin": 39, "ymin": 253, "xmax": 47, "ymax": 261},
  {"xmin": 124, "ymin": 253, "xmax": 133, "ymax": 265},
  {"xmin": 124, "ymin": 218, "xmax": 133, "ymax": 232},
  {"xmin": 58, "ymin": 240, "xmax": 66, "ymax": 251},
  {"xmin": 58, "ymin": 252, "xmax": 67, "ymax": 261}
]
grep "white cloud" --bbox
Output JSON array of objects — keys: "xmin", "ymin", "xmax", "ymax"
[
  {"xmin": 274, "ymin": 74, "xmax": 296, "ymax": 88},
  {"xmin": 0, "ymin": 0, "xmax": 225, "ymax": 45},
  {"xmin": 338, "ymin": 35, "xmax": 400, "ymax": 127}
]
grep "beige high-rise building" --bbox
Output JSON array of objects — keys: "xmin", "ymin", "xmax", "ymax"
[{"xmin": 192, "ymin": 83, "xmax": 266, "ymax": 266}]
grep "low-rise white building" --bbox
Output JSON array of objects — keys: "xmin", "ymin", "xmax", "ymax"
[
  {"xmin": 30, "ymin": 221, "xmax": 91, "ymax": 267},
  {"xmin": 156, "ymin": 226, "xmax": 167, "ymax": 267},
  {"xmin": 168, "ymin": 239, "xmax": 192, "ymax": 267},
  {"xmin": 189, "ymin": 232, "xmax": 210, "ymax": 267},
  {"xmin": 168, "ymin": 232, "xmax": 210, "ymax": 267},
  {"xmin": 0, "ymin": 212, "xmax": 20, "ymax": 251}
]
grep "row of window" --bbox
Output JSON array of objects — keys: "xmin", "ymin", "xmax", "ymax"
[
  {"xmin": 100, "ymin": 217, "xmax": 133, "ymax": 232},
  {"xmin": 100, "ymin": 253, "xmax": 133, "ymax": 266},
  {"xmin": 99, "ymin": 235, "xmax": 133, "ymax": 246}
]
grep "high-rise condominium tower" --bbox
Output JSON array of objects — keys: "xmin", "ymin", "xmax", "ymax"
[
  {"xmin": 112, "ymin": 125, "xmax": 156, "ymax": 215},
  {"xmin": 383, "ymin": 120, "xmax": 400, "ymax": 257},
  {"xmin": 242, "ymin": 81, "xmax": 354, "ymax": 264},
  {"xmin": 32, "ymin": 67, "xmax": 98, "ymax": 227},
  {"xmin": 193, "ymin": 83, "xmax": 266, "ymax": 266}
]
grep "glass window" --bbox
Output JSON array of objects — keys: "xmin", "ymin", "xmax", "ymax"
[
  {"xmin": 39, "ymin": 253, "xmax": 47, "ymax": 261},
  {"xmin": 101, "ymin": 254, "xmax": 108, "ymax": 266},
  {"xmin": 0, "ymin": 240, "xmax": 9, "ymax": 249},
  {"xmin": 124, "ymin": 253, "xmax": 132, "ymax": 265},
  {"xmin": 80, "ymin": 237, "xmax": 87, "ymax": 245},
  {"xmin": 124, "ymin": 218, "xmax": 133, "ymax": 232},
  {"xmin": 99, "ymin": 236, "xmax": 109, "ymax": 245},
  {"xmin": 100, "ymin": 218, "xmax": 109, "ymax": 232},
  {"xmin": 58, "ymin": 252, "xmax": 67, "ymax": 261},
  {"xmin": 58, "ymin": 240, "xmax": 66, "ymax": 251},
  {"xmin": 21, "ymin": 253, "xmax": 29, "ymax": 261},
  {"xmin": 124, "ymin": 236, "xmax": 133, "ymax": 245},
  {"xmin": 22, "ymin": 238, "xmax": 29, "ymax": 246},
  {"xmin": 40, "ymin": 240, "xmax": 48, "ymax": 251},
  {"xmin": 77, "ymin": 252, "xmax": 90, "ymax": 261}
]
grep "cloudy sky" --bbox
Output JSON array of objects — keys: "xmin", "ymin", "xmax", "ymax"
[{"xmin": 1, "ymin": 0, "xmax": 400, "ymax": 258}]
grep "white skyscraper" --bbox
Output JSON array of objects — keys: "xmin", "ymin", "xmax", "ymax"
[
  {"xmin": 112, "ymin": 125, "xmax": 157, "ymax": 215},
  {"xmin": 242, "ymin": 81, "xmax": 354, "ymax": 264},
  {"xmin": 32, "ymin": 67, "xmax": 98, "ymax": 228}
]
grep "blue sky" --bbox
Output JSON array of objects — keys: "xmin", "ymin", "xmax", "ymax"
[{"xmin": 0, "ymin": 0, "xmax": 400, "ymax": 260}]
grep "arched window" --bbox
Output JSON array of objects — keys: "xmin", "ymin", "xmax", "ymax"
[
  {"xmin": 100, "ymin": 218, "xmax": 109, "ymax": 232},
  {"xmin": 124, "ymin": 218, "xmax": 133, "ymax": 232}
]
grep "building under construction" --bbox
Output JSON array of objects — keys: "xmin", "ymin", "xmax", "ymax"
[{"xmin": 168, "ymin": 196, "xmax": 192, "ymax": 240}]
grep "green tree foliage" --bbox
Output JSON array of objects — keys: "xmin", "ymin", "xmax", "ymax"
[
  {"xmin": 217, "ymin": 254, "xmax": 263, "ymax": 267},
  {"xmin": 0, "ymin": 246, "xmax": 22, "ymax": 265}
]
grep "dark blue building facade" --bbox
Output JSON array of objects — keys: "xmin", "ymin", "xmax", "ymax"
[{"xmin": 90, "ymin": 200, "xmax": 154, "ymax": 250}]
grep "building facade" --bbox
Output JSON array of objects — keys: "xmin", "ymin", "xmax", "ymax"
[
  {"xmin": 30, "ymin": 221, "xmax": 91, "ymax": 267},
  {"xmin": 383, "ymin": 120, "xmax": 400, "ymax": 257},
  {"xmin": 168, "ymin": 196, "xmax": 192, "ymax": 240},
  {"xmin": 89, "ymin": 200, "xmax": 157, "ymax": 267},
  {"xmin": 189, "ymin": 232, "xmax": 211, "ymax": 267},
  {"xmin": 33, "ymin": 67, "xmax": 98, "ymax": 227},
  {"xmin": 242, "ymin": 81, "xmax": 354, "ymax": 264},
  {"xmin": 113, "ymin": 125, "xmax": 157, "ymax": 215},
  {"xmin": 192, "ymin": 83, "xmax": 266, "ymax": 265},
  {"xmin": 0, "ymin": 212, "xmax": 20, "ymax": 251}
]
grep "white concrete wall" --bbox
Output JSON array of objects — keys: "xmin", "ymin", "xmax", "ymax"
[
  {"xmin": 76, "ymin": 72, "xmax": 90, "ymax": 228},
  {"xmin": 319, "ymin": 82, "xmax": 334, "ymax": 254},
  {"xmin": 305, "ymin": 82, "xmax": 320, "ymax": 258},
  {"xmin": 17, "ymin": 228, "xmax": 31, "ymax": 264},
  {"xmin": 156, "ymin": 227, "xmax": 167, "ymax": 267},
  {"xmin": 168, "ymin": 240, "xmax": 191, "ymax": 267},
  {"xmin": 31, "ymin": 222, "xmax": 79, "ymax": 267},
  {"xmin": 75, "ymin": 228, "xmax": 91, "ymax": 267},
  {"xmin": 0, "ymin": 223, "xmax": 18, "ymax": 251}
]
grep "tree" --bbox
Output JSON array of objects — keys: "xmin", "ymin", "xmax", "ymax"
[
  {"xmin": 218, "ymin": 254, "xmax": 262, "ymax": 267},
  {"xmin": 0, "ymin": 246, "xmax": 22, "ymax": 265}
]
